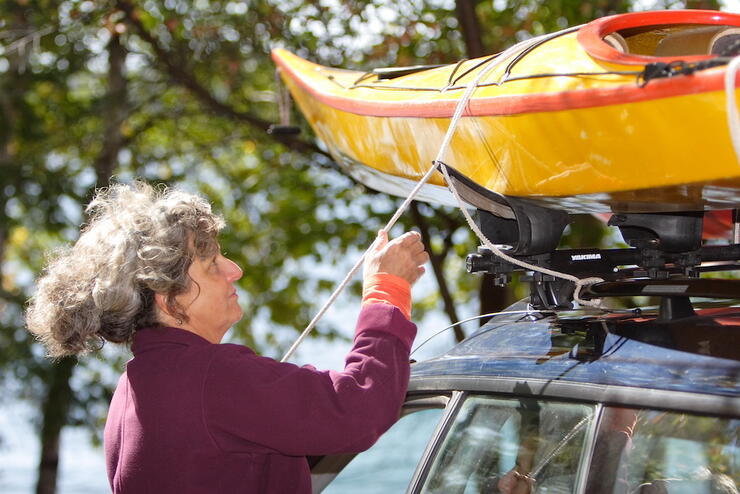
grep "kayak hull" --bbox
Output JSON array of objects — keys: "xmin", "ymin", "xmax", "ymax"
[{"xmin": 273, "ymin": 10, "xmax": 740, "ymax": 213}]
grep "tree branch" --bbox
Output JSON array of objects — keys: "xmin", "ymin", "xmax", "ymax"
[
  {"xmin": 116, "ymin": 0, "xmax": 328, "ymax": 159},
  {"xmin": 455, "ymin": 0, "xmax": 485, "ymax": 58}
]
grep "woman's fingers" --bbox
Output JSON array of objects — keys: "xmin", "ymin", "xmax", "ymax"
[
  {"xmin": 399, "ymin": 231, "xmax": 421, "ymax": 242},
  {"xmin": 372, "ymin": 230, "xmax": 389, "ymax": 251},
  {"xmin": 366, "ymin": 231, "xmax": 428, "ymax": 285}
]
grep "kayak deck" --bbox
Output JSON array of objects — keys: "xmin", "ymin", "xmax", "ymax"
[{"xmin": 273, "ymin": 10, "xmax": 740, "ymax": 213}]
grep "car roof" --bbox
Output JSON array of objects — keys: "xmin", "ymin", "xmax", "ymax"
[{"xmin": 409, "ymin": 300, "xmax": 740, "ymax": 416}]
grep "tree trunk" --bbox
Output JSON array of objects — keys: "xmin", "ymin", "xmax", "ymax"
[
  {"xmin": 455, "ymin": 0, "xmax": 485, "ymax": 59},
  {"xmin": 95, "ymin": 32, "xmax": 128, "ymax": 188},
  {"xmin": 35, "ymin": 357, "xmax": 76, "ymax": 494},
  {"xmin": 452, "ymin": 0, "xmax": 514, "ymax": 326},
  {"xmin": 410, "ymin": 203, "xmax": 465, "ymax": 342},
  {"xmin": 479, "ymin": 274, "xmax": 513, "ymax": 327},
  {"xmin": 35, "ymin": 30, "xmax": 128, "ymax": 494}
]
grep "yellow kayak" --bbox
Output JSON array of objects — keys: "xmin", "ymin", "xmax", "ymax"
[{"xmin": 272, "ymin": 10, "xmax": 740, "ymax": 213}]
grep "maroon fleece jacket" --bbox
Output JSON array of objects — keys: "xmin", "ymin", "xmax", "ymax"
[{"xmin": 104, "ymin": 303, "xmax": 416, "ymax": 493}]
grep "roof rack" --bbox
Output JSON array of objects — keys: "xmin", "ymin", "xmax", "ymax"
[{"xmin": 453, "ymin": 165, "xmax": 740, "ymax": 314}]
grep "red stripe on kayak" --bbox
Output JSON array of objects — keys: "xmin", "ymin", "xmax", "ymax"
[
  {"xmin": 273, "ymin": 49, "xmax": 738, "ymax": 119},
  {"xmin": 578, "ymin": 10, "xmax": 740, "ymax": 65}
]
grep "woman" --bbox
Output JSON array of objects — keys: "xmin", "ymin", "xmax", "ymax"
[{"xmin": 26, "ymin": 181, "xmax": 429, "ymax": 493}]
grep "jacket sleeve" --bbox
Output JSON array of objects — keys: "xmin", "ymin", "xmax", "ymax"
[{"xmin": 203, "ymin": 303, "xmax": 416, "ymax": 457}]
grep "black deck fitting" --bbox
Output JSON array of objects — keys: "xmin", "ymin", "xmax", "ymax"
[{"xmin": 608, "ymin": 211, "xmax": 703, "ymax": 252}]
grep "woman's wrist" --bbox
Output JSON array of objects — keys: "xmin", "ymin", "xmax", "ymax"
[{"xmin": 362, "ymin": 272, "xmax": 412, "ymax": 320}]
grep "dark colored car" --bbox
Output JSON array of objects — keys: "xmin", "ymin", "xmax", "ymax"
[{"xmin": 310, "ymin": 207, "xmax": 740, "ymax": 494}]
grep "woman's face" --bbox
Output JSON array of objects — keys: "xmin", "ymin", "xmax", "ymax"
[{"xmin": 174, "ymin": 250, "xmax": 243, "ymax": 343}]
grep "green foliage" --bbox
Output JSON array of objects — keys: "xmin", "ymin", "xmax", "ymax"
[{"xmin": 0, "ymin": 0, "xmax": 733, "ymax": 490}]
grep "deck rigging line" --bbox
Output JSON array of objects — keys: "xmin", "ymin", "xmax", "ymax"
[{"xmin": 346, "ymin": 69, "xmax": 643, "ymax": 92}]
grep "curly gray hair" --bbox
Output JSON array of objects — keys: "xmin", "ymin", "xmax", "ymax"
[{"xmin": 25, "ymin": 181, "xmax": 225, "ymax": 357}]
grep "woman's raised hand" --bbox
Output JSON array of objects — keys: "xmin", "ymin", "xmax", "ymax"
[{"xmin": 364, "ymin": 230, "xmax": 429, "ymax": 286}]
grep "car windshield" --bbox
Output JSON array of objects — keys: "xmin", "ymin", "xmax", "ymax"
[{"xmin": 419, "ymin": 395, "xmax": 595, "ymax": 494}]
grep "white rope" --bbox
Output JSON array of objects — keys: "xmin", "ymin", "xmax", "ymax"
[
  {"xmin": 281, "ymin": 33, "xmax": 602, "ymax": 362},
  {"xmin": 280, "ymin": 163, "xmax": 442, "ymax": 362},
  {"xmin": 725, "ymin": 54, "xmax": 740, "ymax": 165}
]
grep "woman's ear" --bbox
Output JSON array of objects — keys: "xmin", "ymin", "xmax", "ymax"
[{"xmin": 154, "ymin": 293, "xmax": 175, "ymax": 324}]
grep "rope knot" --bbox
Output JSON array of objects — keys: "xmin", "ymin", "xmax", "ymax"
[{"xmin": 573, "ymin": 277, "xmax": 604, "ymax": 308}]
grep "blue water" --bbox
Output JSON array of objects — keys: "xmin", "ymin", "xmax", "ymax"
[{"xmin": 0, "ymin": 403, "xmax": 109, "ymax": 493}]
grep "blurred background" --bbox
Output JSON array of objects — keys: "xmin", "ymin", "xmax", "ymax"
[{"xmin": 0, "ymin": 0, "xmax": 735, "ymax": 492}]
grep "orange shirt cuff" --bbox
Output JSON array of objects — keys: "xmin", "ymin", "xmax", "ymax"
[{"xmin": 362, "ymin": 273, "xmax": 412, "ymax": 320}]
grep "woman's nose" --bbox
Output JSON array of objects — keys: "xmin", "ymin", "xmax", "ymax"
[{"xmin": 223, "ymin": 256, "xmax": 243, "ymax": 281}]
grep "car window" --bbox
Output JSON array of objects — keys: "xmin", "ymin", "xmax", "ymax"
[
  {"xmin": 586, "ymin": 407, "xmax": 740, "ymax": 494},
  {"xmin": 314, "ymin": 406, "xmax": 445, "ymax": 494},
  {"xmin": 419, "ymin": 395, "xmax": 595, "ymax": 494}
]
